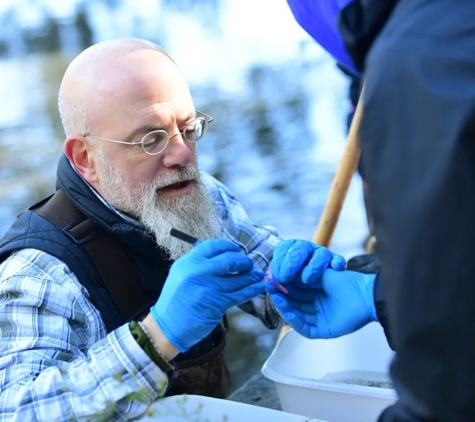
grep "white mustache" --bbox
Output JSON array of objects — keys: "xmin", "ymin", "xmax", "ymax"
[{"xmin": 153, "ymin": 166, "xmax": 200, "ymax": 189}]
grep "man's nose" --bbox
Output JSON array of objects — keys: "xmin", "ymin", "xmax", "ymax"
[{"xmin": 161, "ymin": 133, "xmax": 193, "ymax": 168}]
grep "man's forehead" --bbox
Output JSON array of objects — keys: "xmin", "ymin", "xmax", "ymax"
[
  {"xmin": 92, "ymin": 93, "xmax": 195, "ymax": 139},
  {"xmin": 145, "ymin": 97, "xmax": 196, "ymax": 117},
  {"xmin": 106, "ymin": 76, "xmax": 194, "ymax": 119}
]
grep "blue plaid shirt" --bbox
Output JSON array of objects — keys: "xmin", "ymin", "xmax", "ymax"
[{"xmin": 0, "ymin": 172, "xmax": 280, "ymax": 421}]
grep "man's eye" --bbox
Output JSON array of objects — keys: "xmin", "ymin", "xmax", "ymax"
[{"xmin": 141, "ymin": 131, "xmax": 168, "ymax": 153}]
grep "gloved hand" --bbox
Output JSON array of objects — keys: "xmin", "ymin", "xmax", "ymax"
[
  {"xmin": 150, "ymin": 239, "xmax": 265, "ymax": 352},
  {"xmin": 270, "ymin": 239, "xmax": 347, "ymax": 287},
  {"xmin": 266, "ymin": 268, "xmax": 378, "ymax": 339}
]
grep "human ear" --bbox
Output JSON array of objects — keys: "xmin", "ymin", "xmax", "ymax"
[{"xmin": 63, "ymin": 135, "xmax": 99, "ymax": 184}]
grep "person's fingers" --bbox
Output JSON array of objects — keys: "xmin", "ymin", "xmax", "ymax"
[
  {"xmin": 268, "ymin": 293, "xmax": 293, "ymax": 316},
  {"xmin": 220, "ymin": 268, "xmax": 266, "ymax": 292},
  {"xmin": 270, "ymin": 239, "xmax": 298, "ymax": 279},
  {"xmin": 228, "ymin": 279, "xmax": 266, "ymax": 305},
  {"xmin": 330, "ymin": 254, "xmax": 347, "ymax": 271},
  {"xmin": 285, "ymin": 313, "xmax": 329, "ymax": 339},
  {"xmin": 265, "ymin": 279, "xmax": 318, "ymax": 302},
  {"xmin": 269, "ymin": 293, "xmax": 317, "ymax": 320},
  {"xmin": 209, "ymin": 251, "xmax": 254, "ymax": 275},
  {"xmin": 285, "ymin": 314, "xmax": 319, "ymax": 338},
  {"xmin": 301, "ymin": 247, "xmax": 333, "ymax": 284},
  {"xmin": 271, "ymin": 297, "xmax": 323, "ymax": 338},
  {"xmin": 265, "ymin": 278, "xmax": 284, "ymax": 295},
  {"xmin": 188, "ymin": 238, "xmax": 240, "ymax": 259},
  {"xmin": 274, "ymin": 240, "xmax": 316, "ymax": 283}
]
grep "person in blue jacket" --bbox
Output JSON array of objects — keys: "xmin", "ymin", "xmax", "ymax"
[{"xmin": 268, "ymin": 1, "xmax": 475, "ymax": 420}]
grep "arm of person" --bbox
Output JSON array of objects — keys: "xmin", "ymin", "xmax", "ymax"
[
  {"xmin": 0, "ymin": 249, "xmax": 169, "ymax": 421},
  {"xmin": 0, "ymin": 240, "xmax": 265, "ymax": 421},
  {"xmin": 141, "ymin": 314, "xmax": 179, "ymax": 361}
]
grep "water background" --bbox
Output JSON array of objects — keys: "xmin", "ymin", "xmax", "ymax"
[{"xmin": 0, "ymin": 0, "xmax": 368, "ymax": 392}]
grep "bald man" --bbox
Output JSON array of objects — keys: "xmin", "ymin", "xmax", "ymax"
[{"xmin": 0, "ymin": 38, "xmax": 285, "ymax": 421}]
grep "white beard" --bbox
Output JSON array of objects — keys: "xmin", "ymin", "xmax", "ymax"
[{"xmin": 98, "ymin": 153, "xmax": 224, "ymax": 261}]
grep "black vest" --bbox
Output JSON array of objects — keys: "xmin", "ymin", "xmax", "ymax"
[{"xmin": 0, "ymin": 154, "xmax": 230, "ymax": 397}]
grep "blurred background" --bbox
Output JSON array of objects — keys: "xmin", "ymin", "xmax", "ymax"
[{"xmin": 0, "ymin": 0, "xmax": 367, "ymax": 392}]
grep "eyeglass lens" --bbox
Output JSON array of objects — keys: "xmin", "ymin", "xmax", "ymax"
[{"xmin": 141, "ymin": 117, "xmax": 208, "ymax": 154}]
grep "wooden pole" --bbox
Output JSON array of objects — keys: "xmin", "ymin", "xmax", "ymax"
[
  {"xmin": 312, "ymin": 89, "xmax": 363, "ymax": 247},
  {"xmin": 278, "ymin": 87, "xmax": 364, "ymax": 338}
]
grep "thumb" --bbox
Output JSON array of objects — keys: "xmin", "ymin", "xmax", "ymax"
[
  {"xmin": 188, "ymin": 238, "xmax": 240, "ymax": 259},
  {"xmin": 229, "ymin": 280, "xmax": 266, "ymax": 306},
  {"xmin": 330, "ymin": 254, "xmax": 347, "ymax": 271},
  {"xmin": 276, "ymin": 240, "xmax": 316, "ymax": 283}
]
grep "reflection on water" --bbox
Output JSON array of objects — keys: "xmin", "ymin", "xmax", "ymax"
[{"xmin": 0, "ymin": 0, "xmax": 367, "ymax": 393}]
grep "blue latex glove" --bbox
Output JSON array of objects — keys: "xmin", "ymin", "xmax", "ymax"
[
  {"xmin": 271, "ymin": 239, "xmax": 347, "ymax": 287},
  {"xmin": 266, "ymin": 268, "xmax": 378, "ymax": 339},
  {"xmin": 150, "ymin": 239, "xmax": 265, "ymax": 353}
]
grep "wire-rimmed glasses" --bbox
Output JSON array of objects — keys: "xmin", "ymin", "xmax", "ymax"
[{"xmin": 85, "ymin": 110, "xmax": 213, "ymax": 156}]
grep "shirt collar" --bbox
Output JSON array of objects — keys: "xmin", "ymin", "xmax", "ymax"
[{"xmin": 69, "ymin": 160, "xmax": 142, "ymax": 228}]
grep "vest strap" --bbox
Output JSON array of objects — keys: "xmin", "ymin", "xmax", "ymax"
[{"xmin": 31, "ymin": 190, "xmax": 150, "ymax": 322}]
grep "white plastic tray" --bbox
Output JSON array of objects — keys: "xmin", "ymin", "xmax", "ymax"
[
  {"xmin": 262, "ymin": 323, "xmax": 397, "ymax": 422},
  {"xmin": 141, "ymin": 394, "xmax": 327, "ymax": 421}
]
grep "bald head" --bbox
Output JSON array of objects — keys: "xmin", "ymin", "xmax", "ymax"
[{"xmin": 58, "ymin": 38, "xmax": 180, "ymax": 138}]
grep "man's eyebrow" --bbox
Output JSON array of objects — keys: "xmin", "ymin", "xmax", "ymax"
[
  {"xmin": 125, "ymin": 125, "xmax": 163, "ymax": 141},
  {"xmin": 183, "ymin": 111, "xmax": 196, "ymax": 122},
  {"xmin": 125, "ymin": 113, "xmax": 197, "ymax": 141}
]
